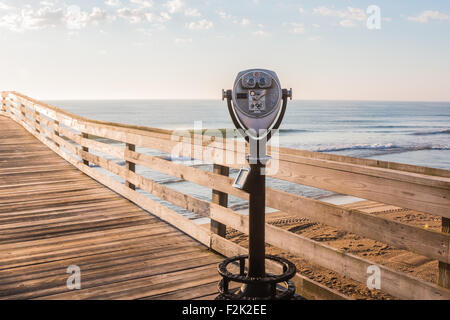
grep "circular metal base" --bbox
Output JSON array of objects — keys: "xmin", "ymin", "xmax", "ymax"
[{"xmin": 216, "ymin": 255, "xmax": 296, "ymax": 300}]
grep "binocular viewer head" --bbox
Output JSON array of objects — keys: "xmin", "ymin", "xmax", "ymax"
[{"xmin": 224, "ymin": 69, "xmax": 290, "ymax": 142}]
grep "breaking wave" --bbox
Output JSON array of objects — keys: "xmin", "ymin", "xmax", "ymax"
[
  {"xmin": 279, "ymin": 129, "xmax": 311, "ymax": 134},
  {"xmin": 312, "ymin": 143, "xmax": 450, "ymax": 153},
  {"xmin": 411, "ymin": 129, "xmax": 450, "ymax": 136}
]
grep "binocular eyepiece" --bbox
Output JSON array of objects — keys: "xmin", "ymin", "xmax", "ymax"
[{"xmin": 223, "ymin": 69, "xmax": 291, "ymax": 142}]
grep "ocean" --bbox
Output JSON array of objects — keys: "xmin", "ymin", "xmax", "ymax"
[{"xmin": 48, "ymin": 99, "xmax": 450, "ymax": 217}]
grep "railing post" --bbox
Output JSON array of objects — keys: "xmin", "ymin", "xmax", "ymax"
[
  {"xmin": 35, "ymin": 110, "xmax": 40, "ymax": 134},
  {"xmin": 54, "ymin": 120, "xmax": 60, "ymax": 147},
  {"xmin": 1, "ymin": 93, "xmax": 6, "ymax": 113},
  {"xmin": 211, "ymin": 164, "xmax": 229, "ymax": 237},
  {"xmin": 20, "ymin": 103, "xmax": 26, "ymax": 119},
  {"xmin": 81, "ymin": 133, "xmax": 89, "ymax": 166},
  {"xmin": 439, "ymin": 217, "xmax": 450, "ymax": 288},
  {"xmin": 125, "ymin": 143, "xmax": 136, "ymax": 190}
]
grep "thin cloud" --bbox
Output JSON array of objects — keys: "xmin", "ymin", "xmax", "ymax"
[
  {"xmin": 67, "ymin": 6, "xmax": 111, "ymax": 30},
  {"xmin": 313, "ymin": 6, "xmax": 366, "ymax": 28},
  {"xmin": 130, "ymin": 0, "xmax": 153, "ymax": 8},
  {"xmin": 184, "ymin": 8, "xmax": 200, "ymax": 17},
  {"xmin": 105, "ymin": 0, "xmax": 121, "ymax": 7},
  {"xmin": 241, "ymin": 18, "xmax": 250, "ymax": 26},
  {"xmin": 339, "ymin": 19, "xmax": 356, "ymax": 28},
  {"xmin": 217, "ymin": 10, "xmax": 233, "ymax": 20},
  {"xmin": 40, "ymin": 1, "xmax": 56, "ymax": 7},
  {"xmin": 186, "ymin": 19, "xmax": 213, "ymax": 30},
  {"xmin": 144, "ymin": 11, "xmax": 171, "ymax": 30},
  {"xmin": 117, "ymin": 7, "xmax": 143, "ymax": 23},
  {"xmin": 292, "ymin": 23, "xmax": 305, "ymax": 34},
  {"xmin": 285, "ymin": 22, "xmax": 305, "ymax": 34},
  {"xmin": 174, "ymin": 37, "xmax": 192, "ymax": 45},
  {"xmin": 0, "ymin": 5, "xmax": 112, "ymax": 32},
  {"xmin": 165, "ymin": 0, "xmax": 184, "ymax": 14},
  {"xmin": 252, "ymin": 29, "xmax": 269, "ymax": 37},
  {"xmin": 408, "ymin": 10, "xmax": 449, "ymax": 23},
  {"xmin": 307, "ymin": 36, "xmax": 320, "ymax": 41},
  {"xmin": 217, "ymin": 10, "xmax": 250, "ymax": 26}
]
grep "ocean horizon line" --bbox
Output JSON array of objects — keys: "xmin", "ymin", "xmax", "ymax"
[{"xmin": 42, "ymin": 97, "xmax": 450, "ymax": 104}]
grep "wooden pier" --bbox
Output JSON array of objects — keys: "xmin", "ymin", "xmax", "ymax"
[
  {"xmin": 0, "ymin": 116, "xmax": 223, "ymax": 299},
  {"xmin": 0, "ymin": 91, "xmax": 449, "ymax": 300}
]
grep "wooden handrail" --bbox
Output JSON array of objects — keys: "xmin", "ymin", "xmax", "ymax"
[
  {"xmin": 7, "ymin": 91, "xmax": 449, "ymax": 176},
  {"xmin": 21, "ymin": 100, "xmax": 447, "ymax": 217},
  {"xmin": 2, "ymin": 91, "xmax": 450, "ymax": 300},
  {"xmin": 20, "ymin": 98, "xmax": 447, "ymax": 217}
]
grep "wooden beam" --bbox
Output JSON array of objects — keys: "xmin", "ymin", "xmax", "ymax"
[
  {"xmin": 265, "ymin": 188, "xmax": 450, "ymax": 264},
  {"xmin": 275, "ymin": 146, "xmax": 450, "ymax": 178},
  {"xmin": 34, "ymin": 110, "xmax": 40, "ymax": 134},
  {"xmin": 271, "ymin": 157, "xmax": 450, "ymax": 218},
  {"xmin": 125, "ymin": 144, "xmax": 136, "ymax": 190},
  {"xmin": 20, "ymin": 103, "xmax": 26, "ymax": 118},
  {"xmin": 81, "ymin": 133, "xmax": 89, "ymax": 166},
  {"xmin": 53, "ymin": 120, "xmax": 60, "ymax": 148},
  {"xmin": 439, "ymin": 217, "xmax": 450, "ymax": 288},
  {"xmin": 210, "ymin": 165, "xmax": 229, "ymax": 238},
  {"xmin": 1, "ymin": 93, "xmax": 6, "ymax": 113}
]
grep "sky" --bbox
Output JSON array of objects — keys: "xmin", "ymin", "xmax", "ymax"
[{"xmin": 0, "ymin": 0, "xmax": 449, "ymax": 101}]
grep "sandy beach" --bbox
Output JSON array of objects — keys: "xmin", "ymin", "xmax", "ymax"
[{"xmin": 227, "ymin": 199, "xmax": 441, "ymax": 299}]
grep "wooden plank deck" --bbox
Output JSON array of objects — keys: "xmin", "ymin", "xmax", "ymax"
[{"xmin": 0, "ymin": 116, "xmax": 223, "ymax": 300}]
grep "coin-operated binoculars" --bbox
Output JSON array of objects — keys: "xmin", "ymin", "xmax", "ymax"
[{"xmin": 218, "ymin": 69, "xmax": 296, "ymax": 300}]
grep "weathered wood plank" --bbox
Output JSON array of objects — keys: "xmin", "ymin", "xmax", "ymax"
[
  {"xmin": 0, "ymin": 114, "xmax": 225, "ymax": 300},
  {"xmin": 2, "ymin": 252, "xmax": 220, "ymax": 300}
]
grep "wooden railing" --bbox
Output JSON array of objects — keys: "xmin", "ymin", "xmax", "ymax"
[{"xmin": 1, "ymin": 91, "xmax": 450, "ymax": 300}]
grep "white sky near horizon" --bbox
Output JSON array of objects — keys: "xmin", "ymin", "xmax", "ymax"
[{"xmin": 0, "ymin": 0, "xmax": 449, "ymax": 101}]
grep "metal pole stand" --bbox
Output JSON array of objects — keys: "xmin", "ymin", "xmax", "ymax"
[{"xmin": 216, "ymin": 155, "xmax": 297, "ymax": 300}]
